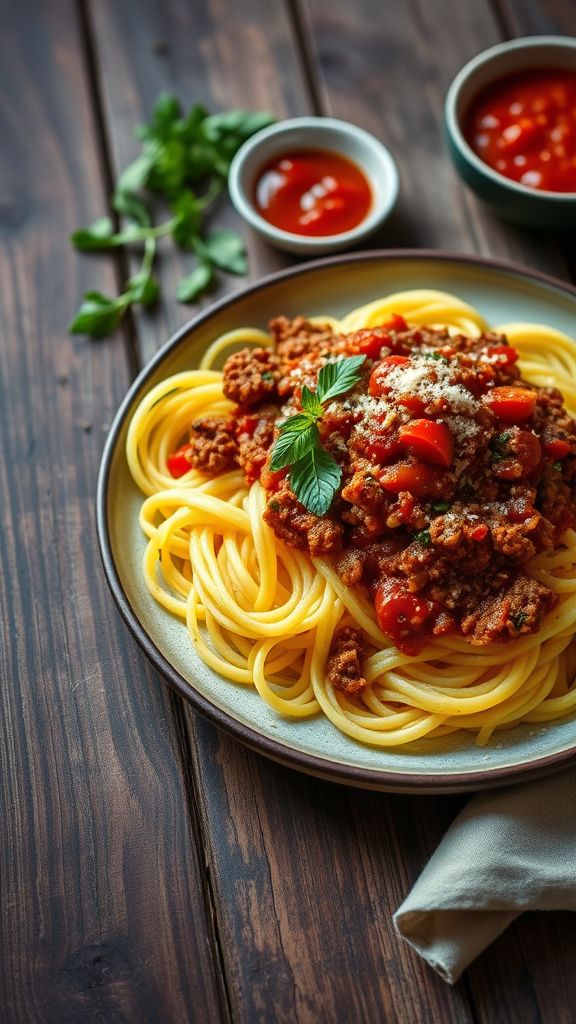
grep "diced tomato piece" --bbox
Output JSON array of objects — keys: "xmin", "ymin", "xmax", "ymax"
[
  {"xmin": 488, "ymin": 344, "xmax": 519, "ymax": 365},
  {"xmin": 468, "ymin": 524, "xmax": 488, "ymax": 542},
  {"xmin": 543, "ymin": 438, "xmax": 572, "ymax": 459},
  {"xmin": 374, "ymin": 581, "xmax": 432, "ymax": 645},
  {"xmin": 398, "ymin": 419, "xmax": 454, "ymax": 467},
  {"xmin": 348, "ymin": 331, "xmax": 388, "ymax": 361},
  {"xmin": 235, "ymin": 414, "xmax": 259, "ymax": 437},
  {"xmin": 397, "ymin": 394, "xmax": 426, "ymax": 415},
  {"xmin": 369, "ymin": 355, "xmax": 410, "ymax": 396},
  {"xmin": 167, "ymin": 446, "xmax": 192, "ymax": 478},
  {"xmin": 483, "ymin": 386, "xmax": 536, "ymax": 422},
  {"xmin": 381, "ymin": 313, "xmax": 408, "ymax": 332},
  {"xmin": 364, "ymin": 436, "xmax": 402, "ymax": 464},
  {"xmin": 380, "ymin": 461, "xmax": 439, "ymax": 497}
]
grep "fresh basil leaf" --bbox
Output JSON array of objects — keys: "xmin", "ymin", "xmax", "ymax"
[
  {"xmin": 126, "ymin": 270, "xmax": 159, "ymax": 307},
  {"xmin": 270, "ymin": 422, "xmax": 318, "ymax": 471},
  {"xmin": 171, "ymin": 192, "xmax": 202, "ymax": 249},
  {"xmin": 112, "ymin": 190, "xmax": 151, "ymax": 226},
  {"xmin": 316, "ymin": 355, "xmax": 366, "ymax": 404},
  {"xmin": 176, "ymin": 262, "xmax": 213, "ymax": 302},
  {"xmin": 301, "ymin": 385, "xmax": 323, "ymax": 418},
  {"xmin": 277, "ymin": 412, "xmax": 316, "ymax": 435},
  {"xmin": 70, "ymin": 217, "xmax": 116, "ymax": 250},
  {"xmin": 69, "ymin": 291, "xmax": 127, "ymax": 338},
  {"xmin": 290, "ymin": 447, "xmax": 342, "ymax": 517},
  {"xmin": 200, "ymin": 229, "xmax": 247, "ymax": 274}
]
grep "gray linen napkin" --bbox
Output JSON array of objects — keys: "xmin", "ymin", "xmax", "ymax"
[{"xmin": 393, "ymin": 766, "xmax": 576, "ymax": 983}]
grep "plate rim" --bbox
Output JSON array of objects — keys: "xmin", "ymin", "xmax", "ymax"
[{"xmin": 96, "ymin": 248, "xmax": 576, "ymax": 793}]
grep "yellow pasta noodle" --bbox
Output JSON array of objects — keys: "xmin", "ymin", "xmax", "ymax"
[{"xmin": 126, "ymin": 290, "xmax": 576, "ymax": 747}]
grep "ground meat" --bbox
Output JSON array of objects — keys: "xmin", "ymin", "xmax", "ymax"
[
  {"xmin": 326, "ymin": 627, "xmax": 367, "ymax": 694},
  {"xmin": 222, "ymin": 347, "xmax": 280, "ymax": 406},
  {"xmin": 235, "ymin": 406, "xmax": 278, "ymax": 484},
  {"xmin": 186, "ymin": 417, "xmax": 238, "ymax": 474},
  {"xmin": 461, "ymin": 572, "xmax": 557, "ymax": 644},
  {"xmin": 263, "ymin": 486, "xmax": 343, "ymax": 556},
  {"xmin": 269, "ymin": 316, "xmax": 337, "ymax": 362}
]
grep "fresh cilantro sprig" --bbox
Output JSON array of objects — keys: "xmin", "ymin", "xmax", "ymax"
[
  {"xmin": 270, "ymin": 356, "xmax": 366, "ymax": 516},
  {"xmin": 70, "ymin": 95, "xmax": 274, "ymax": 338}
]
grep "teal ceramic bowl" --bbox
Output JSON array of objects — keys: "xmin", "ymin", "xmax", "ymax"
[{"xmin": 445, "ymin": 36, "xmax": 576, "ymax": 229}]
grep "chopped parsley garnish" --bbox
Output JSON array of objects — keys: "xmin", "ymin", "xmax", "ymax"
[
  {"xmin": 553, "ymin": 460, "xmax": 563, "ymax": 472},
  {"xmin": 511, "ymin": 611, "xmax": 528, "ymax": 630},
  {"xmin": 270, "ymin": 356, "xmax": 366, "ymax": 516},
  {"xmin": 70, "ymin": 96, "xmax": 275, "ymax": 337},
  {"xmin": 424, "ymin": 351, "xmax": 449, "ymax": 364},
  {"xmin": 413, "ymin": 529, "xmax": 431, "ymax": 547},
  {"xmin": 261, "ymin": 371, "xmax": 275, "ymax": 382},
  {"xmin": 431, "ymin": 500, "xmax": 451, "ymax": 513},
  {"xmin": 490, "ymin": 431, "xmax": 511, "ymax": 461}
]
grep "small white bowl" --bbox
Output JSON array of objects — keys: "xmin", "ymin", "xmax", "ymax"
[{"xmin": 228, "ymin": 116, "xmax": 399, "ymax": 255}]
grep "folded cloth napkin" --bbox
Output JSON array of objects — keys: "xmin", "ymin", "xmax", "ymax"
[{"xmin": 393, "ymin": 766, "xmax": 576, "ymax": 983}]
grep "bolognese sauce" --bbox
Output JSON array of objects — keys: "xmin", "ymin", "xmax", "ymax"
[{"xmin": 168, "ymin": 315, "xmax": 576, "ymax": 664}]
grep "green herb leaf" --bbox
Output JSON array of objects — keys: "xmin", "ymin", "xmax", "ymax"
[
  {"xmin": 316, "ymin": 355, "xmax": 366, "ymax": 404},
  {"xmin": 69, "ymin": 291, "xmax": 128, "ymax": 338},
  {"xmin": 112, "ymin": 190, "xmax": 151, "ymax": 226},
  {"xmin": 117, "ymin": 150, "xmax": 157, "ymax": 194},
  {"xmin": 71, "ymin": 217, "xmax": 116, "ymax": 250},
  {"xmin": 277, "ymin": 412, "xmax": 316, "ymax": 435},
  {"xmin": 70, "ymin": 95, "xmax": 275, "ymax": 338},
  {"xmin": 126, "ymin": 270, "xmax": 159, "ymax": 307},
  {"xmin": 492, "ymin": 431, "xmax": 511, "ymax": 454},
  {"xmin": 301, "ymin": 385, "xmax": 324, "ymax": 418},
  {"xmin": 200, "ymin": 229, "xmax": 247, "ymax": 274},
  {"xmin": 431, "ymin": 501, "xmax": 451, "ymax": 513},
  {"xmin": 176, "ymin": 262, "xmax": 214, "ymax": 303},
  {"xmin": 290, "ymin": 447, "xmax": 342, "ymax": 517},
  {"xmin": 553, "ymin": 460, "xmax": 563, "ymax": 472},
  {"xmin": 136, "ymin": 94, "xmax": 182, "ymax": 143},
  {"xmin": 511, "ymin": 610, "xmax": 528, "ymax": 630},
  {"xmin": 424, "ymin": 351, "xmax": 449, "ymax": 364},
  {"xmin": 413, "ymin": 529, "xmax": 431, "ymax": 547},
  {"xmin": 270, "ymin": 421, "xmax": 318, "ymax": 471}
]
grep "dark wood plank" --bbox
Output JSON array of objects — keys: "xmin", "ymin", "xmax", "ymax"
[
  {"xmin": 86, "ymin": 1, "xmax": 478, "ymax": 1021},
  {"xmin": 191, "ymin": 719, "xmax": 475, "ymax": 1024},
  {"xmin": 300, "ymin": 0, "xmax": 568, "ymax": 276},
  {"xmin": 0, "ymin": 2, "xmax": 223, "ymax": 1021},
  {"xmin": 85, "ymin": 0, "xmax": 311, "ymax": 365}
]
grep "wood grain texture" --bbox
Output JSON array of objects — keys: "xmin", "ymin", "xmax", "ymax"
[
  {"xmin": 0, "ymin": 2, "xmax": 223, "ymax": 1021},
  {"xmin": 85, "ymin": 0, "xmax": 312, "ymax": 366},
  {"xmin": 191, "ymin": 716, "xmax": 475, "ymax": 1024}
]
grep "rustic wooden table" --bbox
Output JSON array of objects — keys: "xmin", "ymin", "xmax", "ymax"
[{"xmin": 2, "ymin": 1, "xmax": 576, "ymax": 1021}]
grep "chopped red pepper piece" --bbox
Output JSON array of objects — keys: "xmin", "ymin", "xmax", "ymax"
[
  {"xmin": 380, "ymin": 461, "xmax": 439, "ymax": 497},
  {"xmin": 484, "ymin": 386, "xmax": 536, "ymax": 423},
  {"xmin": 398, "ymin": 419, "xmax": 454, "ymax": 467},
  {"xmin": 167, "ymin": 446, "xmax": 192, "ymax": 478},
  {"xmin": 369, "ymin": 355, "xmax": 410, "ymax": 396},
  {"xmin": 543, "ymin": 438, "xmax": 571, "ymax": 459}
]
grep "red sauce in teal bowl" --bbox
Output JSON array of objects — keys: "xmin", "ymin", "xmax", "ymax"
[
  {"xmin": 464, "ymin": 68, "xmax": 576, "ymax": 193},
  {"xmin": 254, "ymin": 149, "xmax": 373, "ymax": 236}
]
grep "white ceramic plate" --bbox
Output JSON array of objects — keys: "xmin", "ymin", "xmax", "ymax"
[{"xmin": 97, "ymin": 251, "xmax": 576, "ymax": 792}]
